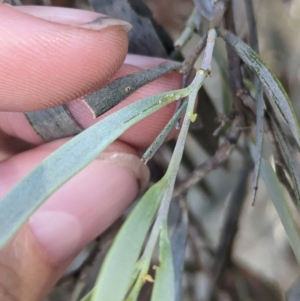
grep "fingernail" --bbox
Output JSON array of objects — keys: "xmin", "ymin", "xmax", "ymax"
[
  {"xmin": 97, "ymin": 153, "xmax": 150, "ymax": 193},
  {"xmin": 15, "ymin": 6, "xmax": 132, "ymax": 32},
  {"xmin": 29, "ymin": 153, "xmax": 149, "ymax": 263}
]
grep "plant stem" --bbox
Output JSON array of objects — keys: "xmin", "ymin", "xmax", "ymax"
[{"xmin": 126, "ymin": 28, "xmax": 217, "ymax": 300}]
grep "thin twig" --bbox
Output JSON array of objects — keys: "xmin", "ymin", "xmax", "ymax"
[
  {"xmin": 142, "ymin": 48, "xmax": 216, "ymax": 264},
  {"xmin": 236, "ymin": 88, "xmax": 256, "ymax": 113},
  {"xmin": 173, "ymin": 115, "xmax": 243, "ymax": 198},
  {"xmin": 126, "ymin": 29, "xmax": 218, "ymax": 299},
  {"xmin": 181, "ymin": 33, "xmax": 208, "ymax": 87},
  {"xmin": 223, "ymin": 1, "xmax": 245, "ymax": 114},
  {"xmin": 175, "ymin": 32, "xmax": 207, "ymax": 129},
  {"xmin": 187, "ymin": 228, "xmax": 203, "ymax": 271},
  {"xmin": 172, "ymin": 2, "xmax": 247, "ymax": 200},
  {"xmin": 175, "ymin": 33, "xmax": 207, "ymax": 127},
  {"xmin": 186, "ymin": 226, "xmax": 215, "ymax": 281},
  {"xmin": 142, "ymin": 100, "xmax": 188, "ymax": 163},
  {"xmin": 244, "ymin": 0, "xmax": 259, "ymax": 53},
  {"xmin": 209, "ymin": 154, "xmax": 253, "ymax": 301},
  {"xmin": 188, "ymin": 210, "xmax": 215, "ymax": 257},
  {"xmin": 174, "ymin": 8, "xmax": 202, "ymax": 50}
]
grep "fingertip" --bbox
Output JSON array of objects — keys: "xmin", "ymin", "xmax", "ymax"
[
  {"xmin": 0, "ymin": 5, "xmax": 129, "ymax": 111},
  {"xmin": 0, "ymin": 139, "xmax": 147, "ymax": 300}
]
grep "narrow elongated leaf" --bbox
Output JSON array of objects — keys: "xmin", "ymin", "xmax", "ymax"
[
  {"xmin": 151, "ymin": 222, "xmax": 175, "ymax": 301},
  {"xmin": 0, "ymin": 87, "xmax": 190, "ymax": 248},
  {"xmin": 261, "ymin": 159, "xmax": 300, "ymax": 265},
  {"xmin": 91, "ymin": 178, "xmax": 167, "ymax": 301},
  {"xmin": 142, "ymin": 100, "xmax": 187, "ymax": 163},
  {"xmin": 268, "ymin": 114, "xmax": 300, "ymax": 207},
  {"xmin": 252, "ymin": 88, "xmax": 264, "ymax": 205},
  {"xmin": 218, "ymin": 29, "xmax": 300, "ymax": 147},
  {"xmin": 85, "ymin": 62, "xmax": 182, "ymax": 117}
]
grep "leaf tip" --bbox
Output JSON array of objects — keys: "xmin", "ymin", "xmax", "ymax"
[{"xmin": 251, "ymin": 186, "xmax": 258, "ymax": 206}]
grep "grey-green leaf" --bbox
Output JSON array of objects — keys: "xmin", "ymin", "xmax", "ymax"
[
  {"xmin": 91, "ymin": 178, "xmax": 167, "ymax": 301},
  {"xmin": 261, "ymin": 159, "xmax": 300, "ymax": 265},
  {"xmin": 142, "ymin": 100, "xmax": 187, "ymax": 163},
  {"xmin": 25, "ymin": 105, "xmax": 83, "ymax": 141},
  {"xmin": 218, "ymin": 29, "xmax": 300, "ymax": 147},
  {"xmin": 151, "ymin": 222, "xmax": 175, "ymax": 301},
  {"xmin": 268, "ymin": 114, "xmax": 300, "ymax": 207},
  {"xmin": 85, "ymin": 62, "xmax": 182, "ymax": 117},
  {"xmin": 0, "ymin": 88, "xmax": 190, "ymax": 248}
]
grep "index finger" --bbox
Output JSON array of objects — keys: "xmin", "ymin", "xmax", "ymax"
[{"xmin": 0, "ymin": 5, "xmax": 129, "ymax": 111}]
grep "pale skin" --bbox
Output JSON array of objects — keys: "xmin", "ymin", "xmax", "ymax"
[{"xmin": 0, "ymin": 4, "xmax": 183, "ymax": 301}]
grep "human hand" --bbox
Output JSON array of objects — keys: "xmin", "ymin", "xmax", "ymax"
[{"xmin": 0, "ymin": 5, "xmax": 182, "ymax": 301}]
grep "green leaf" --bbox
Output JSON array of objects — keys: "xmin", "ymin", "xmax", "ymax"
[
  {"xmin": 91, "ymin": 178, "xmax": 167, "ymax": 301},
  {"xmin": 142, "ymin": 100, "xmax": 188, "ymax": 163},
  {"xmin": 218, "ymin": 29, "xmax": 300, "ymax": 147},
  {"xmin": 0, "ymin": 87, "xmax": 190, "ymax": 249},
  {"xmin": 261, "ymin": 159, "xmax": 300, "ymax": 265},
  {"xmin": 151, "ymin": 222, "xmax": 175, "ymax": 301}
]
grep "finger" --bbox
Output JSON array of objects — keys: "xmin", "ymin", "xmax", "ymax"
[
  {"xmin": 0, "ymin": 5, "xmax": 129, "ymax": 111},
  {"xmin": 0, "ymin": 139, "xmax": 149, "ymax": 301},
  {"xmin": 0, "ymin": 58, "xmax": 183, "ymax": 149}
]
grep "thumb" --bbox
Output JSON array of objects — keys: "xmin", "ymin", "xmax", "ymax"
[
  {"xmin": 0, "ymin": 5, "xmax": 130, "ymax": 111},
  {"xmin": 0, "ymin": 139, "xmax": 149, "ymax": 301}
]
